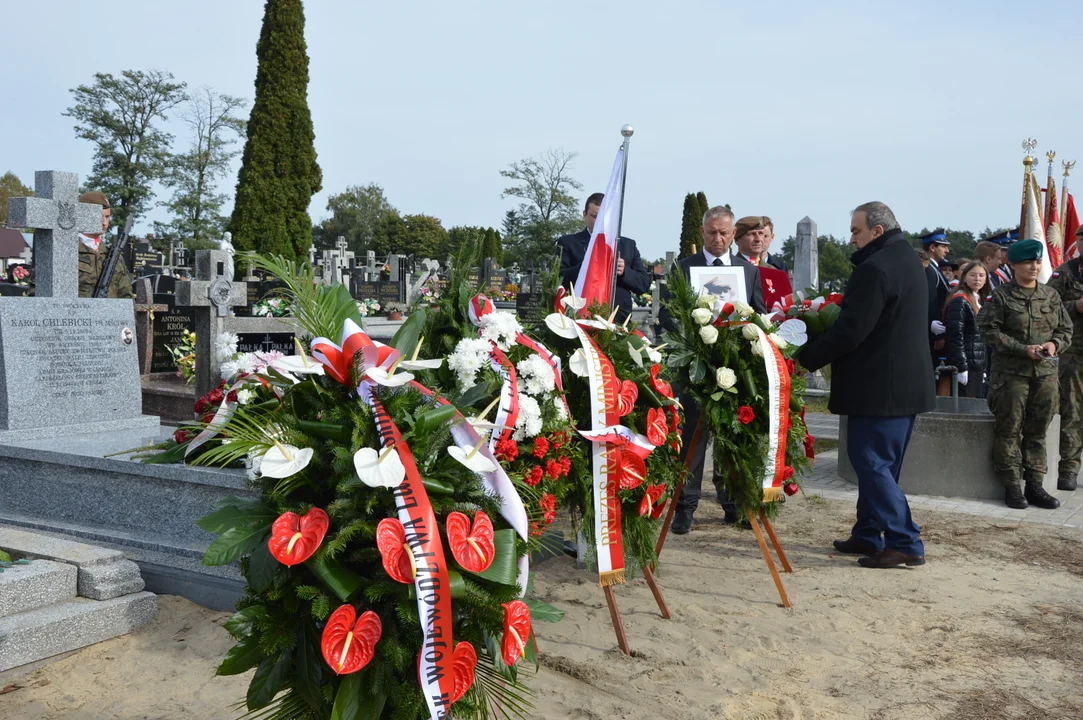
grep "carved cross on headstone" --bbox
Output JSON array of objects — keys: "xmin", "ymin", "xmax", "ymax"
[
  {"xmin": 6, "ymin": 171, "xmax": 102, "ymax": 298},
  {"xmin": 175, "ymin": 249, "xmax": 247, "ymax": 397},
  {"xmin": 17, "ymin": 245, "xmax": 32, "ymax": 265},
  {"xmin": 133, "ymin": 278, "xmax": 168, "ymax": 375}
]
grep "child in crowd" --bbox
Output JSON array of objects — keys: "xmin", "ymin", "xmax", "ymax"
[{"xmin": 943, "ymin": 260, "xmax": 989, "ymax": 398}]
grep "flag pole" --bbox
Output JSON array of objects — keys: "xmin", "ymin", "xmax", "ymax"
[
  {"xmin": 610, "ymin": 124, "xmax": 634, "ymax": 308},
  {"xmin": 1021, "ymin": 138, "xmax": 1038, "ymax": 237},
  {"xmin": 1046, "ymin": 150, "xmax": 1056, "ymax": 224},
  {"xmin": 1062, "ymin": 160, "xmax": 1076, "ymax": 234}
]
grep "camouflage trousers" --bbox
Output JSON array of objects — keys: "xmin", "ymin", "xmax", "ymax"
[
  {"xmin": 987, "ymin": 373, "xmax": 1059, "ymax": 486},
  {"xmin": 1059, "ymin": 354, "xmax": 1083, "ymax": 476}
]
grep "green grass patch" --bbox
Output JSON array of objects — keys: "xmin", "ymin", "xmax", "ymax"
[{"xmin": 814, "ymin": 437, "xmax": 838, "ymax": 453}]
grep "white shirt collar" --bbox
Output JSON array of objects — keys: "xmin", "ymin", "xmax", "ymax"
[
  {"xmin": 79, "ymin": 234, "xmax": 101, "ymax": 251},
  {"xmin": 702, "ymin": 249, "xmax": 730, "ymax": 266}
]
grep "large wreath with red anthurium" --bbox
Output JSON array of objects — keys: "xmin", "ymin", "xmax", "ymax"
[{"xmin": 187, "ymin": 255, "xmax": 562, "ymax": 720}]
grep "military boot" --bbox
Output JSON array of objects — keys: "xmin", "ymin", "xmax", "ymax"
[
  {"xmin": 1058, "ymin": 472, "xmax": 1078, "ymax": 491},
  {"xmin": 1024, "ymin": 482, "xmax": 1061, "ymax": 510},
  {"xmin": 1004, "ymin": 484, "xmax": 1028, "ymax": 509}
]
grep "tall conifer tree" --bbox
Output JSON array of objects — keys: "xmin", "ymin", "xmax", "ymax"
[
  {"xmin": 679, "ymin": 193, "xmax": 701, "ymax": 258},
  {"xmin": 696, "ymin": 191, "xmax": 709, "ymax": 220},
  {"xmin": 230, "ymin": 0, "xmax": 322, "ymax": 260}
]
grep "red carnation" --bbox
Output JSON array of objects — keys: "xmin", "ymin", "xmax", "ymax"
[
  {"xmin": 226, "ymin": 390, "xmax": 239, "ymax": 403},
  {"xmin": 529, "ymin": 521, "xmax": 544, "ymax": 538},
  {"xmin": 207, "ymin": 388, "xmax": 225, "ymax": 405},
  {"xmin": 550, "ymin": 431, "xmax": 567, "ymax": 450},
  {"xmin": 525, "ymin": 465, "xmax": 544, "ymax": 487},
  {"xmin": 737, "ymin": 406, "xmax": 756, "ymax": 425},
  {"xmin": 201, "ymin": 412, "xmax": 216, "ymax": 425},
  {"xmin": 539, "ymin": 493, "xmax": 557, "ymax": 524},
  {"xmin": 545, "ymin": 460, "xmax": 562, "ymax": 480},
  {"xmin": 782, "ymin": 466, "xmax": 795, "ymax": 482},
  {"xmin": 173, "ymin": 428, "xmax": 192, "ymax": 444},
  {"xmin": 558, "ymin": 456, "xmax": 571, "ymax": 476},
  {"xmin": 194, "ymin": 397, "xmax": 209, "ymax": 415},
  {"xmin": 532, "ymin": 437, "xmax": 550, "ymax": 459},
  {"xmin": 495, "ymin": 438, "xmax": 519, "ymax": 463}
]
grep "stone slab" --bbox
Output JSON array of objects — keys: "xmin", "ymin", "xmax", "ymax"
[
  {"xmin": 0, "ymin": 297, "xmax": 159, "ymax": 436},
  {"xmin": 0, "ymin": 592, "xmax": 156, "ymax": 671},
  {"xmin": 0, "ymin": 560, "xmax": 76, "ymax": 618}
]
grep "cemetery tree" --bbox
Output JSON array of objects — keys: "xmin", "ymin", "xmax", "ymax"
[
  {"xmin": 481, "ymin": 227, "xmax": 504, "ymax": 264},
  {"xmin": 313, "ymin": 183, "xmax": 397, "ymax": 252},
  {"xmin": 229, "ymin": 0, "xmax": 322, "ymax": 260},
  {"xmin": 679, "ymin": 193, "xmax": 701, "ymax": 257},
  {"xmin": 0, "ymin": 171, "xmax": 33, "ymax": 227},
  {"xmin": 64, "ymin": 70, "xmax": 188, "ymax": 230},
  {"xmin": 907, "ymin": 227, "xmax": 976, "ymax": 259},
  {"xmin": 158, "ymin": 88, "xmax": 247, "ymax": 244},
  {"xmin": 403, "ymin": 214, "xmax": 449, "ymax": 259},
  {"xmin": 446, "ymin": 226, "xmax": 486, "ymax": 260},
  {"xmin": 696, "ymin": 190, "xmax": 709, "ymax": 219},
  {"xmin": 500, "ymin": 147, "xmax": 583, "ymax": 266}
]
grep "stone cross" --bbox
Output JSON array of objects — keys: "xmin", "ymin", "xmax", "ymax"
[
  {"xmin": 17, "ymin": 245, "xmax": 32, "ymax": 265},
  {"xmin": 133, "ymin": 278, "xmax": 168, "ymax": 375},
  {"xmin": 794, "ymin": 216, "xmax": 819, "ymax": 291},
  {"xmin": 6, "ymin": 171, "xmax": 101, "ymax": 297},
  {"xmin": 365, "ymin": 250, "xmax": 376, "ymax": 281},
  {"xmin": 175, "ymin": 249, "xmax": 247, "ymax": 398},
  {"xmin": 308, "ymin": 245, "xmax": 317, "ymax": 267}
]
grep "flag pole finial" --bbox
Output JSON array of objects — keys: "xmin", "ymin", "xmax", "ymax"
[
  {"xmin": 621, "ymin": 124, "xmax": 634, "ymax": 138},
  {"xmin": 1064, "ymin": 160, "xmax": 1077, "ymax": 180}
]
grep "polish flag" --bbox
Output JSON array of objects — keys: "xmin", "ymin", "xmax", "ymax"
[
  {"xmin": 1024, "ymin": 174, "xmax": 1054, "ymax": 283},
  {"xmin": 1064, "ymin": 193, "xmax": 1080, "ymax": 261},
  {"xmin": 573, "ymin": 146, "xmax": 624, "ymax": 313}
]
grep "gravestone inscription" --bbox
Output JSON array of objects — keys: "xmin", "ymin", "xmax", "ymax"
[{"xmin": 150, "ymin": 309, "xmax": 195, "ymax": 374}]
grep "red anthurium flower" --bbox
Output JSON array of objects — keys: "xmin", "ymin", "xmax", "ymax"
[
  {"xmin": 651, "ymin": 497, "xmax": 668, "ymax": 520},
  {"xmin": 783, "ymin": 481, "xmax": 800, "ymax": 497},
  {"xmin": 450, "ymin": 641, "xmax": 477, "ymax": 704},
  {"xmin": 737, "ymin": 406, "xmax": 756, "ymax": 425},
  {"xmin": 646, "ymin": 407, "xmax": 669, "ymax": 447},
  {"xmin": 321, "ymin": 604, "xmax": 382, "ymax": 675},
  {"xmin": 446, "ymin": 511, "xmax": 495, "ymax": 573},
  {"xmin": 376, "ymin": 518, "xmax": 415, "ymax": 584},
  {"xmin": 501, "ymin": 600, "xmax": 533, "ymax": 666},
  {"xmin": 638, "ymin": 484, "xmax": 666, "ymax": 517},
  {"xmin": 615, "ymin": 448, "xmax": 647, "ymax": 490},
  {"xmin": 616, "ymin": 380, "xmax": 638, "ymax": 416},
  {"xmin": 826, "ymin": 293, "xmax": 843, "ymax": 305},
  {"xmin": 649, "ymin": 364, "xmax": 674, "ymax": 399},
  {"xmin": 268, "ymin": 507, "xmax": 329, "ymax": 567}
]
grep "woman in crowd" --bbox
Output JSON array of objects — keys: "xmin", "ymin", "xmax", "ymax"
[{"xmin": 943, "ymin": 260, "xmax": 988, "ymax": 398}]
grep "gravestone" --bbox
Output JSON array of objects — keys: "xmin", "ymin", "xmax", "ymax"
[
  {"xmin": 482, "ymin": 257, "xmax": 507, "ymax": 295},
  {"xmin": 794, "ymin": 216, "xmax": 818, "ymax": 291},
  {"xmin": 175, "ymin": 250, "xmax": 247, "ymax": 398},
  {"xmin": 150, "ymin": 307, "xmax": 195, "ymax": 374},
  {"xmin": 0, "ymin": 171, "xmax": 157, "ymax": 441},
  {"xmin": 130, "ymin": 241, "xmax": 164, "ymax": 278},
  {"xmin": 133, "ymin": 279, "xmax": 168, "ymax": 375}
]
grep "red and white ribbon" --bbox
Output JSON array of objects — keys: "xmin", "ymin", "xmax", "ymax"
[{"xmin": 745, "ymin": 324, "xmax": 791, "ymax": 501}]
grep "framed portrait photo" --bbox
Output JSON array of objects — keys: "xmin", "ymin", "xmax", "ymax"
[{"xmin": 688, "ymin": 265, "xmax": 747, "ymax": 304}]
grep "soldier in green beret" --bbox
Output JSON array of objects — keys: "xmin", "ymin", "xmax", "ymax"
[
  {"xmin": 1045, "ymin": 225, "xmax": 1083, "ymax": 491},
  {"xmin": 980, "ymin": 238, "xmax": 1072, "ymax": 509}
]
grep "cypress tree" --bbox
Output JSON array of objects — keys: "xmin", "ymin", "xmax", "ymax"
[
  {"xmin": 679, "ymin": 193, "xmax": 701, "ymax": 258},
  {"xmin": 696, "ymin": 191, "xmax": 709, "ymax": 219},
  {"xmin": 482, "ymin": 227, "xmax": 504, "ymax": 265},
  {"xmin": 230, "ymin": 0, "xmax": 322, "ymax": 261}
]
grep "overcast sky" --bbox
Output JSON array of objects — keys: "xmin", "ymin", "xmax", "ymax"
[{"xmin": 4, "ymin": 0, "xmax": 1082, "ymax": 260}]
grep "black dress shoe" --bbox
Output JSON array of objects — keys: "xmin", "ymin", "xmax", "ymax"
[
  {"xmin": 1005, "ymin": 485, "xmax": 1028, "ymax": 509},
  {"xmin": 1025, "ymin": 483, "xmax": 1061, "ymax": 510},
  {"xmin": 671, "ymin": 513, "xmax": 692, "ymax": 535},
  {"xmin": 858, "ymin": 549, "xmax": 926, "ymax": 568},
  {"xmin": 833, "ymin": 536, "xmax": 878, "ymax": 556},
  {"xmin": 1058, "ymin": 473, "xmax": 1078, "ymax": 491}
]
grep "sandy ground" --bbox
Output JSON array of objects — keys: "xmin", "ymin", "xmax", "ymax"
[{"xmin": 4, "ymin": 491, "xmax": 1083, "ymax": 720}]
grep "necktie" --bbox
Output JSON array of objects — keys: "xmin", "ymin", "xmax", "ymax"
[{"xmin": 712, "ymin": 258, "xmax": 723, "ymax": 266}]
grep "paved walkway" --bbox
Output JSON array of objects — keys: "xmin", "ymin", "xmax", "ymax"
[
  {"xmin": 802, "ymin": 450, "xmax": 1083, "ymax": 529},
  {"xmin": 804, "ymin": 412, "xmax": 839, "ymax": 441}
]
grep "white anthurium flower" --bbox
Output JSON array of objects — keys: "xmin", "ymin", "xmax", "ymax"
[
  {"xmin": 716, "ymin": 367, "xmax": 737, "ymax": 389},
  {"xmin": 397, "ymin": 358, "xmax": 443, "ymax": 371},
  {"xmin": 734, "ymin": 301, "xmax": 754, "ymax": 318},
  {"xmin": 364, "ymin": 366, "xmax": 415, "ymax": 387},
  {"xmin": 448, "ymin": 443, "xmax": 497, "ymax": 473},
  {"xmin": 569, "ymin": 349, "xmax": 589, "ymax": 377},
  {"xmin": 741, "ymin": 325, "xmax": 759, "ymax": 341},
  {"xmin": 270, "ymin": 354, "xmax": 326, "ymax": 376},
  {"xmin": 769, "ymin": 333, "xmax": 788, "ymax": 349},
  {"xmin": 646, "ymin": 345, "xmax": 663, "ymax": 363},
  {"xmin": 691, "ymin": 308, "xmax": 713, "ymax": 326},
  {"xmin": 750, "ymin": 340, "xmax": 764, "ymax": 357},
  {"xmin": 544, "ymin": 312, "xmax": 580, "ymax": 339},
  {"xmin": 353, "ymin": 446, "xmax": 406, "ymax": 488},
  {"xmin": 561, "ymin": 294, "xmax": 587, "ymax": 311},
  {"xmin": 699, "ymin": 325, "xmax": 719, "ymax": 345},
  {"xmin": 809, "ymin": 296, "xmax": 826, "ymax": 311},
  {"xmin": 776, "ymin": 318, "xmax": 808, "ymax": 347},
  {"xmin": 580, "ymin": 314, "xmax": 619, "ymax": 332},
  {"xmin": 260, "ymin": 442, "xmax": 314, "ymax": 479}
]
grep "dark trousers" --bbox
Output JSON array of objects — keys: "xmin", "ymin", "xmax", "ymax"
[
  {"xmin": 675, "ymin": 395, "xmax": 734, "ymax": 519},
  {"xmin": 847, "ymin": 415, "xmax": 924, "ymax": 556}
]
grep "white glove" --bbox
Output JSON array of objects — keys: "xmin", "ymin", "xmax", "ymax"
[
  {"xmin": 931, "ymin": 320, "xmax": 946, "ymax": 336},
  {"xmin": 958, "ymin": 371, "xmax": 968, "ymax": 386}
]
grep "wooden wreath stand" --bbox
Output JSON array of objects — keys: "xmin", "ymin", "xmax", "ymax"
[
  {"xmin": 598, "ymin": 550, "xmax": 672, "ymax": 656},
  {"xmin": 654, "ymin": 419, "xmax": 794, "ymax": 608}
]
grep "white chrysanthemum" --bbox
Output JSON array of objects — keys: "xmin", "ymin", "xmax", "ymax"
[
  {"xmin": 691, "ymin": 308, "xmax": 713, "ymax": 326},
  {"xmin": 516, "ymin": 355, "xmax": 556, "ymax": 397},
  {"xmin": 479, "ymin": 311, "xmax": 523, "ymax": 352},
  {"xmin": 215, "ymin": 332, "xmax": 239, "ymax": 363},
  {"xmin": 448, "ymin": 338, "xmax": 493, "ymax": 389},
  {"xmin": 734, "ymin": 301, "xmax": 754, "ymax": 318},
  {"xmin": 512, "ymin": 394, "xmax": 543, "ymax": 441},
  {"xmin": 220, "ymin": 360, "xmax": 240, "ymax": 380},
  {"xmin": 741, "ymin": 325, "xmax": 759, "ymax": 341},
  {"xmin": 236, "ymin": 388, "xmax": 254, "ymax": 405},
  {"xmin": 716, "ymin": 367, "xmax": 737, "ymax": 389},
  {"xmin": 699, "ymin": 325, "xmax": 719, "ymax": 345},
  {"xmin": 553, "ymin": 396, "xmax": 568, "ymax": 421}
]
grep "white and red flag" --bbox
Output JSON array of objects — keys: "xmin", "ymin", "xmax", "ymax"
[
  {"xmin": 573, "ymin": 146, "xmax": 624, "ymax": 313},
  {"xmin": 1024, "ymin": 174, "xmax": 1054, "ymax": 283}
]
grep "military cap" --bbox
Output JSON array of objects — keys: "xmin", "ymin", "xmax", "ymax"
[
  {"xmin": 920, "ymin": 229, "xmax": 950, "ymax": 246},
  {"xmin": 734, "ymin": 216, "xmax": 768, "ymax": 240},
  {"xmin": 1007, "ymin": 238, "xmax": 1043, "ymax": 263},
  {"xmin": 79, "ymin": 191, "xmax": 110, "ymax": 208}
]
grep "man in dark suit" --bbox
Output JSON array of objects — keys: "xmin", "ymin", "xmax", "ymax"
[
  {"xmin": 799, "ymin": 201, "xmax": 933, "ymax": 568},
  {"xmin": 922, "ymin": 229, "xmax": 952, "ymax": 362},
  {"xmin": 556, "ymin": 192, "xmax": 651, "ymax": 322},
  {"xmin": 671, "ymin": 205, "xmax": 766, "ymax": 534}
]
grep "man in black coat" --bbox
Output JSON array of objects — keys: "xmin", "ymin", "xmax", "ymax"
[
  {"xmin": 922, "ymin": 229, "xmax": 952, "ymax": 363},
  {"xmin": 557, "ymin": 192, "xmax": 652, "ymax": 323},
  {"xmin": 670, "ymin": 205, "xmax": 765, "ymax": 533},
  {"xmin": 799, "ymin": 201, "xmax": 933, "ymax": 568}
]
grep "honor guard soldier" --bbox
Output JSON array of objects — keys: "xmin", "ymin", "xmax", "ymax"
[
  {"xmin": 1045, "ymin": 226, "xmax": 1083, "ymax": 491},
  {"xmin": 77, "ymin": 191, "xmax": 133, "ymax": 299}
]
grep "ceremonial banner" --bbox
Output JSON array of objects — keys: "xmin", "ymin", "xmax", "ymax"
[
  {"xmin": 1024, "ymin": 174, "xmax": 1054, "ymax": 282},
  {"xmin": 1045, "ymin": 182, "xmax": 1064, "ymax": 268},
  {"xmin": 573, "ymin": 147, "xmax": 624, "ymax": 312},
  {"xmin": 1065, "ymin": 193, "xmax": 1080, "ymax": 261}
]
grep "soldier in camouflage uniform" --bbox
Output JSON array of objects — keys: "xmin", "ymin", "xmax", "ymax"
[
  {"xmin": 77, "ymin": 191, "xmax": 132, "ymax": 300},
  {"xmin": 1046, "ymin": 225, "xmax": 1083, "ymax": 491},
  {"xmin": 980, "ymin": 239, "xmax": 1072, "ymax": 509}
]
